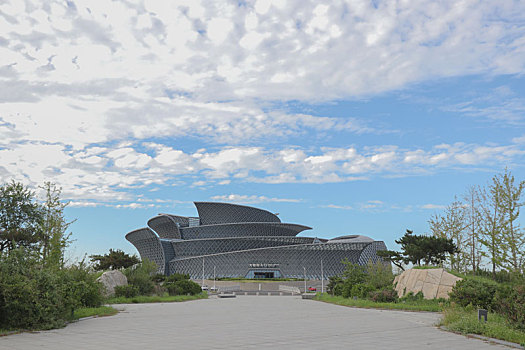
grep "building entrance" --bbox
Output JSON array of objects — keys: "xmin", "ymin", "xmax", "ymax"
[{"xmin": 254, "ymin": 271, "xmax": 275, "ymax": 279}]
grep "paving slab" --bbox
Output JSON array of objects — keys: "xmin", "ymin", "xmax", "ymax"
[{"xmin": 0, "ymin": 296, "xmax": 509, "ymax": 350}]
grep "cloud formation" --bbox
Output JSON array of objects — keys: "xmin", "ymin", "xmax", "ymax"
[{"xmin": 1, "ymin": 0, "xmax": 525, "ymax": 205}]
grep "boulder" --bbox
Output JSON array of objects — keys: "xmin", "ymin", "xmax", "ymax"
[
  {"xmin": 97, "ymin": 270, "xmax": 128, "ymax": 297},
  {"xmin": 393, "ymin": 268, "xmax": 461, "ymax": 300}
]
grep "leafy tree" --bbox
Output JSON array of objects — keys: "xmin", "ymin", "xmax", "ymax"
[
  {"xmin": 463, "ymin": 186, "xmax": 483, "ymax": 274},
  {"xmin": 90, "ymin": 249, "xmax": 139, "ymax": 271},
  {"xmin": 498, "ymin": 168, "xmax": 525, "ymax": 273},
  {"xmin": 428, "ymin": 200, "xmax": 468, "ymax": 271},
  {"xmin": 0, "ymin": 181, "xmax": 43, "ymax": 254},
  {"xmin": 376, "ymin": 250, "xmax": 405, "ymax": 271},
  {"xmin": 383, "ymin": 229, "xmax": 458, "ymax": 267},
  {"xmin": 40, "ymin": 182, "xmax": 73, "ymax": 269},
  {"xmin": 478, "ymin": 177, "xmax": 507, "ymax": 277}
]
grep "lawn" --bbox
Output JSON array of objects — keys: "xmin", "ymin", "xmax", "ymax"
[
  {"xmin": 73, "ymin": 306, "xmax": 118, "ymax": 319},
  {"xmin": 106, "ymin": 292, "xmax": 208, "ymax": 304},
  {"xmin": 315, "ymin": 294, "xmax": 444, "ymax": 312},
  {"xmin": 440, "ymin": 306, "xmax": 525, "ymax": 346}
]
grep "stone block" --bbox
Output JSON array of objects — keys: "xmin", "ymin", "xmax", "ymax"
[
  {"xmin": 440, "ymin": 271, "xmax": 462, "ymax": 286},
  {"xmin": 97, "ymin": 270, "xmax": 128, "ymax": 297},
  {"xmin": 425, "ymin": 268, "xmax": 443, "ymax": 285},
  {"xmin": 436, "ymin": 285, "xmax": 453, "ymax": 299},
  {"xmin": 422, "ymin": 282, "xmax": 439, "ymax": 299}
]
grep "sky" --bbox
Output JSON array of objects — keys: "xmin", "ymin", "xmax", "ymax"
[{"xmin": 1, "ymin": 0, "xmax": 525, "ymax": 262}]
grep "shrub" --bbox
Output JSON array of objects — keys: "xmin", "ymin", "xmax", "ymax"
[
  {"xmin": 449, "ymin": 277, "xmax": 499, "ymax": 309},
  {"xmin": 151, "ymin": 273, "xmax": 166, "ymax": 283},
  {"xmin": 165, "ymin": 273, "xmax": 190, "ymax": 283},
  {"xmin": 365, "ymin": 260, "xmax": 394, "ymax": 290},
  {"xmin": 166, "ymin": 280, "xmax": 202, "ymax": 296},
  {"xmin": 114, "ymin": 285, "xmax": 139, "ymax": 298},
  {"xmin": 124, "ymin": 259, "xmax": 156, "ymax": 296},
  {"xmin": 493, "ymin": 283, "xmax": 525, "ymax": 330},
  {"xmin": 369, "ymin": 288, "xmax": 398, "ymax": 303},
  {"xmin": 400, "ymin": 291, "xmax": 424, "ymax": 302}
]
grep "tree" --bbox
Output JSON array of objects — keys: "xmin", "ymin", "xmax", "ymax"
[
  {"xmin": 478, "ymin": 177, "xmax": 506, "ymax": 277},
  {"xmin": 463, "ymin": 186, "xmax": 483, "ymax": 274},
  {"xmin": 382, "ymin": 229, "xmax": 458, "ymax": 267},
  {"xmin": 90, "ymin": 249, "xmax": 140, "ymax": 271},
  {"xmin": 376, "ymin": 250, "xmax": 405, "ymax": 271},
  {"xmin": 428, "ymin": 199, "xmax": 468, "ymax": 271},
  {"xmin": 0, "ymin": 181, "xmax": 43, "ymax": 254},
  {"xmin": 39, "ymin": 182, "xmax": 73, "ymax": 269},
  {"xmin": 498, "ymin": 169, "xmax": 525, "ymax": 273}
]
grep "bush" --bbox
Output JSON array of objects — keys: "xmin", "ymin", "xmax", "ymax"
[
  {"xmin": 400, "ymin": 291, "xmax": 424, "ymax": 302},
  {"xmin": 449, "ymin": 277, "xmax": 499, "ymax": 309},
  {"xmin": 166, "ymin": 280, "xmax": 202, "ymax": 296},
  {"xmin": 165, "ymin": 273, "xmax": 190, "ymax": 283},
  {"xmin": 0, "ymin": 250, "xmax": 102, "ymax": 330},
  {"xmin": 369, "ymin": 288, "xmax": 398, "ymax": 303},
  {"xmin": 365, "ymin": 260, "xmax": 394, "ymax": 290},
  {"xmin": 114, "ymin": 285, "xmax": 139, "ymax": 298},
  {"xmin": 124, "ymin": 259, "xmax": 156, "ymax": 296},
  {"xmin": 151, "ymin": 273, "xmax": 166, "ymax": 283},
  {"xmin": 493, "ymin": 283, "xmax": 525, "ymax": 330}
]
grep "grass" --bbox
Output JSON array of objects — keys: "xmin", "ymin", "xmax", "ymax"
[
  {"xmin": 73, "ymin": 306, "xmax": 118, "ymax": 319},
  {"xmin": 106, "ymin": 292, "xmax": 208, "ymax": 304},
  {"xmin": 441, "ymin": 306, "xmax": 525, "ymax": 346},
  {"xmin": 315, "ymin": 294, "xmax": 445, "ymax": 312}
]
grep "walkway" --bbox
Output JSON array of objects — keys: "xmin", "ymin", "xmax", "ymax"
[{"xmin": 0, "ymin": 296, "xmax": 509, "ymax": 349}]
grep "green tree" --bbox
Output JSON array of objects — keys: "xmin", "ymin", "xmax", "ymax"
[
  {"xmin": 428, "ymin": 200, "xmax": 468, "ymax": 271},
  {"xmin": 90, "ymin": 249, "xmax": 140, "ymax": 271},
  {"xmin": 389, "ymin": 229, "xmax": 458, "ymax": 267},
  {"xmin": 479, "ymin": 177, "xmax": 506, "ymax": 277},
  {"xmin": 498, "ymin": 168, "xmax": 525, "ymax": 273},
  {"xmin": 40, "ymin": 182, "xmax": 73, "ymax": 269},
  {"xmin": 0, "ymin": 181, "xmax": 43, "ymax": 254}
]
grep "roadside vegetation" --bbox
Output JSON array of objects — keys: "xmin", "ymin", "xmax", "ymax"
[
  {"xmin": 0, "ymin": 180, "xmax": 206, "ymax": 334},
  {"xmin": 320, "ymin": 169, "xmax": 525, "ymax": 346}
]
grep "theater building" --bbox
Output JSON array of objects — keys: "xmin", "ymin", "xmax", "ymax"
[{"xmin": 126, "ymin": 202, "xmax": 387, "ymax": 279}]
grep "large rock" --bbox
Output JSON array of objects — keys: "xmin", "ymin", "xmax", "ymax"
[
  {"xmin": 393, "ymin": 268, "xmax": 461, "ymax": 300},
  {"xmin": 97, "ymin": 270, "xmax": 128, "ymax": 297}
]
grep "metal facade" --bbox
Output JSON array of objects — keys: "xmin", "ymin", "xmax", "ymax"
[{"xmin": 125, "ymin": 202, "xmax": 388, "ymax": 279}]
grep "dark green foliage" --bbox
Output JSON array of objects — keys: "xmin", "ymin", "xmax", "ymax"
[
  {"xmin": 0, "ymin": 249, "xmax": 103, "ymax": 330},
  {"xmin": 0, "ymin": 181, "xmax": 43, "ymax": 254},
  {"xmin": 124, "ymin": 259, "xmax": 156, "ymax": 296},
  {"xmin": 376, "ymin": 250, "xmax": 405, "ymax": 271},
  {"xmin": 395, "ymin": 229, "xmax": 458, "ymax": 266},
  {"xmin": 166, "ymin": 279, "xmax": 202, "ymax": 296},
  {"xmin": 369, "ymin": 288, "xmax": 398, "ymax": 303},
  {"xmin": 114, "ymin": 285, "xmax": 139, "ymax": 298},
  {"xmin": 449, "ymin": 277, "xmax": 499, "ymax": 309},
  {"xmin": 90, "ymin": 249, "xmax": 139, "ymax": 271},
  {"xmin": 327, "ymin": 276, "xmax": 343, "ymax": 295},
  {"xmin": 493, "ymin": 283, "xmax": 525, "ymax": 330},
  {"xmin": 151, "ymin": 273, "xmax": 166, "ymax": 283},
  {"xmin": 400, "ymin": 291, "xmax": 424, "ymax": 302},
  {"xmin": 165, "ymin": 273, "xmax": 190, "ymax": 283}
]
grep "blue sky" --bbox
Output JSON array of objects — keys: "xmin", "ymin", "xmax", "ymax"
[{"xmin": 1, "ymin": 0, "xmax": 524, "ymax": 261}]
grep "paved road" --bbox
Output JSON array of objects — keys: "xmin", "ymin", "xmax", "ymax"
[{"xmin": 0, "ymin": 296, "xmax": 509, "ymax": 350}]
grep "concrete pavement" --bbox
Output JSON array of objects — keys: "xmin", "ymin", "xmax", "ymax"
[{"xmin": 0, "ymin": 296, "xmax": 509, "ymax": 349}]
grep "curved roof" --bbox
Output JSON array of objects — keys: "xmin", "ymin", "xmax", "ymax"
[
  {"xmin": 180, "ymin": 222, "xmax": 310, "ymax": 239},
  {"xmin": 125, "ymin": 228, "xmax": 165, "ymax": 274},
  {"xmin": 327, "ymin": 235, "xmax": 374, "ymax": 243},
  {"xmin": 148, "ymin": 215, "xmax": 182, "ymax": 239},
  {"xmin": 195, "ymin": 202, "xmax": 281, "ymax": 225}
]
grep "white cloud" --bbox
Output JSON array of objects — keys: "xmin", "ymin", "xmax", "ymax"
[
  {"xmin": 420, "ymin": 204, "xmax": 446, "ymax": 210},
  {"xmin": 210, "ymin": 194, "xmax": 301, "ymax": 204}
]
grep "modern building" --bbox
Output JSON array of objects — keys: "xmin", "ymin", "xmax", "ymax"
[{"xmin": 125, "ymin": 202, "xmax": 388, "ymax": 279}]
